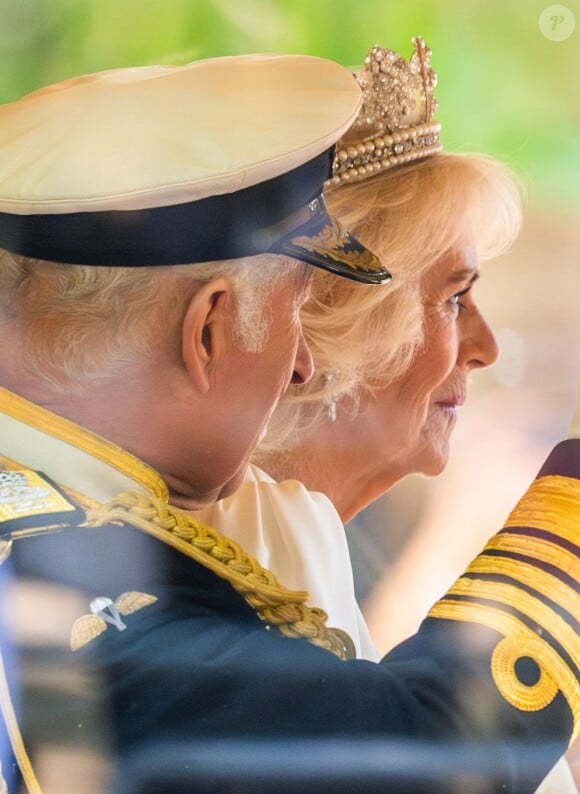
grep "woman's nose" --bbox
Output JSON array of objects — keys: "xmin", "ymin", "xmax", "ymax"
[{"xmin": 461, "ymin": 310, "xmax": 500, "ymax": 370}]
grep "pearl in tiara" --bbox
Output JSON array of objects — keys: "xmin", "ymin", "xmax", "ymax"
[{"xmin": 327, "ymin": 37, "xmax": 442, "ymax": 189}]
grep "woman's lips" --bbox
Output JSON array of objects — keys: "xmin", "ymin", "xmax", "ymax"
[
  {"xmin": 433, "ymin": 394, "xmax": 465, "ymax": 419},
  {"xmin": 435, "ymin": 396, "xmax": 465, "ymax": 409}
]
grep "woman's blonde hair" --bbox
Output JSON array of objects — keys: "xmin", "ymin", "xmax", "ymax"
[
  {"xmin": 257, "ymin": 152, "xmax": 522, "ymax": 456},
  {"xmin": 0, "ymin": 250, "xmax": 304, "ymax": 391}
]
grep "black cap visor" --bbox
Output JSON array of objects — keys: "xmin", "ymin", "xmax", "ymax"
[{"xmin": 0, "ymin": 151, "xmax": 390, "ymax": 284}]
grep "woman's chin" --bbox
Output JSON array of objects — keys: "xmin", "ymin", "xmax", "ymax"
[
  {"xmin": 413, "ymin": 417, "xmax": 456, "ymax": 476},
  {"xmin": 414, "ymin": 442, "xmax": 451, "ymax": 477}
]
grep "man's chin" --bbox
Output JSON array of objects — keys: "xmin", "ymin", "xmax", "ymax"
[
  {"xmin": 217, "ymin": 462, "xmax": 251, "ymax": 500},
  {"xmin": 168, "ymin": 466, "xmax": 248, "ymax": 510}
]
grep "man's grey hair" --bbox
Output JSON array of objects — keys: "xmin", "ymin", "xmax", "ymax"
[{"xmin": 0, "ymin": 249, "xmax": 308, "ymax": 390}]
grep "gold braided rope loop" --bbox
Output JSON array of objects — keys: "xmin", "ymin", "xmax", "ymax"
[
  {"xmin": 86, "ymin": 491, "xmax": 356, "ymax": 660},
  {"xmin": 429, "ymin": 599, "xmax": 580, "ymax": 741},
  {"xmin": 491, "ymin": 635, "xmax": 559, "ymax": 712}
]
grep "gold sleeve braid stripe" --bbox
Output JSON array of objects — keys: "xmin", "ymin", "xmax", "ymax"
[
  {"xmin": 428, "ymin": 473, "xmax": 579, "ymax": 739},
  {"xmin": 444, "ymin": 578, "xmax": 578, "ymax": 673},
  {"xmin": 86, "ymin": 490, "xmax": 356, "ymax": 661},
  {"xmin": 485, "ymin": 533, "xmax": 577, "ymax": 575},
  {"xmin": 502, "ymin": 475, "xmax": 580, "ymax": 544},
  {"xmin": 465, "ymin": 555, "xmax": 578, "ymax": 621}
]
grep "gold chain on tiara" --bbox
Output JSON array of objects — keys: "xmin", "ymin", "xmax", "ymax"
[{"xmin": 326, "ymin": 37, "xmax": 442, "ymax": 189}]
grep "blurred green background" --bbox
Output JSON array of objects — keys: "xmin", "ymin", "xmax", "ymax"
[{"xmin": 1, "ymin": 0, "xmax": 579, "ymax": 208}]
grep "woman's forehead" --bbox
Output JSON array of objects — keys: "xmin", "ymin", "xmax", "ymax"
[{"xmin": 423, "ymin": 246, "xmax": 480, "ymax": 288}]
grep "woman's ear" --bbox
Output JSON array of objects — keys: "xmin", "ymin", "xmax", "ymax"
[{"xmin": 181, "ymin": 276, "xmax": 232, "ymax": 393}]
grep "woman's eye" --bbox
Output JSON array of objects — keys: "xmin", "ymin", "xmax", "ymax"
[{"xmin": 448, "ymin": 286, "xmax": 471, "ymax": 308}]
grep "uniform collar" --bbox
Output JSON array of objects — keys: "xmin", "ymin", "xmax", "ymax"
[{"xmin": 0, "ymin": 387, "xmax": 168, "ymax": 504}]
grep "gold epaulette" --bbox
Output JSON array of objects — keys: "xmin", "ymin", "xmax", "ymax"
[
  {"xmin": 428, "ymin": 474, "xmax": 580, "ymax": 741},
  {"xmin": 0, "ymin": 461, "xmax": 88, "ymax": 549}
]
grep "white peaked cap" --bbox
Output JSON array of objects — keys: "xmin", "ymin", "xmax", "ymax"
[{"xmin": 0, "ymin": 54, "xmax": 391, "ymax": 283}]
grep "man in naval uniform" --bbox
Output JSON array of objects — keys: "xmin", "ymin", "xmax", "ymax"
[{"xmin": 0, "ymin": 55, "xmax": 578, "ymax": 794}]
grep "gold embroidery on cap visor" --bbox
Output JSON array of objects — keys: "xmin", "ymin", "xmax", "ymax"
[{"xmin": 278, "ymin": 214, "xmax": 390, "ymax": 284}]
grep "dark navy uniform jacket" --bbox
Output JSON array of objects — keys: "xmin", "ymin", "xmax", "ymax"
[{"xmin": 0, "ymin": 389, "xmax": 578, "ymax": 793}]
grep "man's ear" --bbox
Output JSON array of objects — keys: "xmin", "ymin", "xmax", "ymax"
[{"xmin": 181, "ymin": 276, "xmax": 232, "ymax": 393}]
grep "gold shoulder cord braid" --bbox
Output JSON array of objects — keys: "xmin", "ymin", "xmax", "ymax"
[{"xmin": 86, "ymin": 491, "xmax": 356, "ymax": 660}]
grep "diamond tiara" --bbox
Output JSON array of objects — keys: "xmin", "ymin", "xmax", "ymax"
[{"xmin": 326, "ymin": 37, "xmax": 441, "ymax": 189}]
